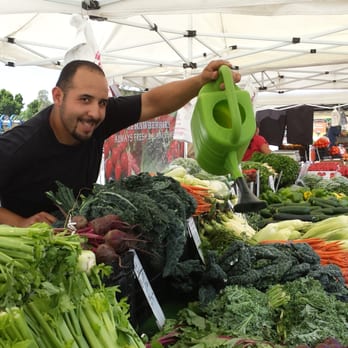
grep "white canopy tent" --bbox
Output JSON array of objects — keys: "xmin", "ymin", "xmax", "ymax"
[{"xmin": 1, "ymin": 0, "xmax": 348, "ymax": 107}]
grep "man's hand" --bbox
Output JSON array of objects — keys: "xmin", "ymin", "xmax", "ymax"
[
  {"xmin": 199, "ymin": 60, "xmax": 241, "ymax": 86},
  {"xmin": 19, "ymin": 212, "xmax": 57, "ymax": 227},
  {"xmin": 0, "ymin": 207, "xmax": 58, "ymax": 227}
]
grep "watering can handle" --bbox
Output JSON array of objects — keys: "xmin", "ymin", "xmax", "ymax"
[
  {"xmin": 216, "ymin": 64, "xmax": 240, "ymax": 111},
  {"xmin": 217, "ymin": 65, "xmax": 242, "ymax": 142},
  {"xmin": 216, "ymin": 65, "xmax": 237, "ymax": 92}
]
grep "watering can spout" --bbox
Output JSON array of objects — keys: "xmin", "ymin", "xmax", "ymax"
[{"xmin": 233, "ymin": 177, "xmax": 267, "ymax": 213}]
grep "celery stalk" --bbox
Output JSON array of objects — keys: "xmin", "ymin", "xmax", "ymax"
[
  {"xmin": 9, "ymin": 308, "xmax": 36, "ymax": 342},
  {"xmin": 0, "ymin": 237, "xmax": 33, "ymax": 253},
  {"xmin": 82, "ymin": 300, "xmax": 118, "ymax": 347},
  {"xmin": 0, "ymin": 248, "xmax": 35, "ymax": 262},
  {"xmin": 63, "ymin": 310, "xmax": 89, "ymax": 347},
  {"xmin": 0, "ymin": 224, "xmax": 51, "ymax": 237},
  {"xmin": 78, "ymin": 307, "xmax": 104, "ymax": 348},
  {"xmin": 24, "ymin": 302, "xmax": 64, "ymax": 348},
  {"xmin": 56, "ymin": 314, "xmax": 80, "ymax": 348},
  {"xmin": 0, "ymin": 308, "xmax": 39, "ymax": 348},
  {"xmin": 0, "ymin": 251, "xmax": 28, "ymax": 270}
]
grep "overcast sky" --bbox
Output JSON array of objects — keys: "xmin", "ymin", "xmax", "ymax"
[{"xmin": 0, "ymin": 65, "xmax": 60, "ymax": 106}]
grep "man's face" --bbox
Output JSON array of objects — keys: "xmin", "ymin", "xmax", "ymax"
[{"xmin": 53, "ymin": 67, "xmax": 109, "ymax": 144}]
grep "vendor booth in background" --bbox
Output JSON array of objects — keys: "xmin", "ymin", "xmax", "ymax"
[{"xmin": 256, "ymin": 105, "xmax": 313, "ymax": 162}]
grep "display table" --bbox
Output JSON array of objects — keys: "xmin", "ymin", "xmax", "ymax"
[{"xmin": 307, "ymin": 160, "xmax": 348, "ymax": 178}]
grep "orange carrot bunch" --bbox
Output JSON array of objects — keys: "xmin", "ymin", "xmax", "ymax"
[
  {"xmin": 300, "ymin": 238, "xmax": 348, "ymax": 284},
  {"xmin": 180, "ymin": 183, "xmax": 213, "ymax": 216}
]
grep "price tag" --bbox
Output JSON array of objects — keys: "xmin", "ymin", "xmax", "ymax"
[
  {"xmin": 268, "ymin": 175, "xmax": 275, "ymax": 192},
  {"xmin": 130, "ymin": 250, "xmax": 166, "ymax": 329},
  {"xmin": 187, "ymin": 217, "xmax": 205, "ymax": 263}
]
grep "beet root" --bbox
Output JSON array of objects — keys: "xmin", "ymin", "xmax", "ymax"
[
  {"xmin": 71, "ymin": 215, "xmax": 89, "ymax": 230},
  {"xmin": 89, "ymin": 214, "xmax": 122, "ymax": 235},
  {"xmin": 104, "ymin": 229, "xmax": 146, "ymax": 254},
  {"xmin": 89, "ymin": 214, "xmax": 133, "ymax": 235},
  {"xmin": 94, "ymin": 243, "xmax": 119, "ymax": 265}
]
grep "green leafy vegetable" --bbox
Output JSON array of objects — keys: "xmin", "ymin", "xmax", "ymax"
[
  {"xmin": 149, "ymin": 278, "xmax": 348, "ymax": 347},
  {"xmin": 0, "ymin": 223, "xmax": 145, "ymax": 347},
  {"xmin": 251, "ymin": 152, "xmax": 300, "ymax": 188}
]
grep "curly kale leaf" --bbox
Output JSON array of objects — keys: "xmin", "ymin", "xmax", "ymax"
[
  {"xmin": 168, "ymin": 259, "xmax": 206, "ymax": 295},
  {"xmin": 279, "ymin": 277, "xmax": 348, "ymax": 347},
  {"xmin": 202, "ymin": 285, "xmax": 275, "ymax": 341}
]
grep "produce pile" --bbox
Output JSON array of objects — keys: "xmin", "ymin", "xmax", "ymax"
[
  {"xmin": 149, "ymin": 278, "xmax": 347, "ymax": 348},
  {"xmin": 313, "ymin": 136, "xmax": 330, "ymax": 149},
  {"xmin": 307, "ymin": 161, "xmax": 348, "ymax": 176},
  {"xmin": 145, "ymin": 215, "xmax": 348, "ymax": 347},
  {"xmin": 41, "ymin": 158, "xmax": 348, "ymax": 348},
  {"xmin": 242, "ymin": 174, "xmax": 348, "ymax": 231},
  {"xmin": 252, "ymin": 216, "xmax": 348, "ymax": 285}
]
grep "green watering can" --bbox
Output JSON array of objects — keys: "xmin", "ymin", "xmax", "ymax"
[{"xmin": 191, "ymin": 65, "xmax": 267, "ymax": 213}]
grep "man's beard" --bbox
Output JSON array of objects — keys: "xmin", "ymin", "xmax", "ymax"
[{"xmin": 60, "ymin": 103, "xmax": 98, "ymax": 143}]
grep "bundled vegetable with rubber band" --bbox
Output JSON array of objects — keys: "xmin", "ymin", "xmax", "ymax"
[
  {"xmin": 71, "ymin": 213, "xmax": 149, "ymax": 267},
  {"xmin": 180, "ymin": 182, "xmax": 213, "ymax": 216}
]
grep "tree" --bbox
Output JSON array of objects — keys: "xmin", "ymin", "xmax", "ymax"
[
  {"xmin": 21, "ymin": 100, "xmax": 40, "ymax": 121},
  {"xmin": 20, "ymin": 89, "xmax": 52, "ymax": 120},
  {"xmin": 37, "ymin": 89, "xmax": 51, "ymax": 109},
  {"xmin": 0, "ymin": 89, "xmax": 24, "ymax": 116}
]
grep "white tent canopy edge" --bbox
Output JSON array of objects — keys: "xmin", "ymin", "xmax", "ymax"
[{"xmin": 2, "ymin": 1, "xmax": 348, "ymax": 106}]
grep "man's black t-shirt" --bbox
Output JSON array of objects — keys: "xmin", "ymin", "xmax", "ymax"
[{"xmin": 0, "ymin": 94, "xmax": 141, "ymax": 217}]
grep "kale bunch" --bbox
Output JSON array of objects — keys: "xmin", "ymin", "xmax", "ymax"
[
  {"xmin": 69, "ymin": 173, "xmax": 197, "ymax": 277},
  {"xmin": 216, "ymin": 241, "xmax": 348, "ymax": 300},
  {"xmin": 278, "ymin": 277, "xmax": 348, "ymax": 347},
  {"xmin": 120, "ymin": 173, "xmax": 197, "ymax": 276}
]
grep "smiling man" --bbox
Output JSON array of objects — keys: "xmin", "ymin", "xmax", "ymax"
[{"xmin": 0, "ymin": 59, "xmax": 240, "ymax": 227}]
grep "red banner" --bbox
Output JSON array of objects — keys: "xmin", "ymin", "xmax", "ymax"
[{"xmin": 103, "ymin": 114, "xmax": 184, "ymax": 181}]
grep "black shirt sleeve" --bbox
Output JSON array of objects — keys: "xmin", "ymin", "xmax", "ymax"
[{"xmin": 98, "ymin": 94, "xmax": 142, "ymax": 139}]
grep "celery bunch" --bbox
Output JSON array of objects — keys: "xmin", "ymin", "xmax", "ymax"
[{"xmin": 0, "ymin": 223, "xmax": 144, "ymax": 348}]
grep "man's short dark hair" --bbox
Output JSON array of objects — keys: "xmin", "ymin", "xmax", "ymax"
[{"xmin": 56, "ymin": 60, "xmax": 105, "ymax": 92}]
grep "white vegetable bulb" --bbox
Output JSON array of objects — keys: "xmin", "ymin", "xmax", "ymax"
[{"xmin": 77, "ymin": 250, "xmax": 96, "ymax": 274}]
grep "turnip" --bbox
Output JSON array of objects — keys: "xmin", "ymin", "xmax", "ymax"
[{"xmin": 77, "ymin": 249, "xmax": 96, "ymax": 274}]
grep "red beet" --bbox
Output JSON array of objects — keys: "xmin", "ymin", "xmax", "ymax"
[
  {"xmin": 104, "ymin": 229, "xmax": 145, "ymax": 254},
  {"xmin": 94, "ymin": 243, "xmax": 119, "ymax": 265},
  {"xmin": 89, "ymin": 214, "xmax": 122, "ymax": 235},
  {"xmin": 71, "ymin": 215, "xmax": 89, "ymax": 229}
]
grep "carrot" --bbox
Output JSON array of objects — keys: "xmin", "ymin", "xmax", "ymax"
[
  {"xmin": 323, "ymin": 241, "xmax": 344, "ymax": 251},
  {"xmin": 180, "ymin": 182, "xmax": 213, "ymax": 216}
]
